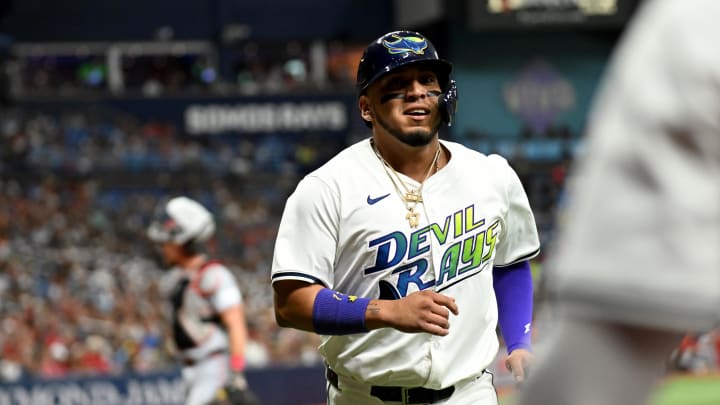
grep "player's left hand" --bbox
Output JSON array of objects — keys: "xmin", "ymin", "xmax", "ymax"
[{"xmin": 505, "ymin": 348, "xmax": 535, "ymax": 385}]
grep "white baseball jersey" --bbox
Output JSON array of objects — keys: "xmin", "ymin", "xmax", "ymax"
[
  {"xmin": 271, "ymin": 138, "xmax": 540, "ymax": 389},
  {"xmin": 169, "ymin": 260, "xmax": 243, "ymax": 361},
  {"xmin": 545, "ymin": 0, "xmax": 720, "ymax": 331}
]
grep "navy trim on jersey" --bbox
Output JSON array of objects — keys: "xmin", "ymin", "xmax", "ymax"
[
  {"xmin": 170, "ymin": 278, "xmax": 197, "ymax": 350},
  {"xmin": 271, "ymin": 272, "xmax": 329, "ymax": 287},
  {"xmin": 436, "ymin": 266, "xmax": 489, "ymax": 293},
  {"xmin": 493, "ymin": 247, "xmax": 540, "ymax": 268}
]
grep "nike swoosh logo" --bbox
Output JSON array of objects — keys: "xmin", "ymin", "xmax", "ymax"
[{"xmin": 367, "ymin": 193, "xmax": 391, "ymax": 205}]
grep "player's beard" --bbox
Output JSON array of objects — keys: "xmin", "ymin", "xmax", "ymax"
[{"xmin": 374, "ymin": 112, "xmax": 440, "ymax": 147}]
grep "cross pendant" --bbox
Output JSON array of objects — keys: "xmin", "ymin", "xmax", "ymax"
[
  {"xmin": 405, "ymin": 190, "xmax": 422, "ymax": 203},
  {"xmin": 406, "ymin": 208, "xmax": 420, "ymax": 228}
]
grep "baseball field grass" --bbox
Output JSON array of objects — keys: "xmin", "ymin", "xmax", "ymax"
[{"xmin": 498, "ymin": 374, "xmax": 720, "ymax": 405}]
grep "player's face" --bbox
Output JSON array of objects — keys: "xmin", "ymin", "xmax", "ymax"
[
  {"xmin": 361, "ymin": 65, "xmax": 443, "ymax": 147},
  {"xmin": 159, "ymin": 242, "xmax": 184, "ymax": 266}
]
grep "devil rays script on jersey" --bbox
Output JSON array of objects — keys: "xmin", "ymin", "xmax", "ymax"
[{"xmin": 364, "ymin": 203, "xmax": 498, "ymax": 299}]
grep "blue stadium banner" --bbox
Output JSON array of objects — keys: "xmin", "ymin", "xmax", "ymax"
[
  {"xmin": 0, "ymin": 365, "xmax": 327, "ymax": 405},
  {"xmin": 19, "ymin": 94, "xmax": 360, "ymax": 137},
  {"xmin": 184, "ymin": 100, "xmax": 348, "ymax": 134},
  {"xmin": 0, "ymin": 371, "xmax": 185, "ymax": 405}
]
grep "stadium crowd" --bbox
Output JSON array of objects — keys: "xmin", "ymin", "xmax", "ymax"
[
  {"xmin": 0, "ymin": 109, "xmax": 330, "ymax": 382},
  {"xmin": 0, "ymin": 172, "xmax": 328, "ymax": 382},
  {"xmin": 1, "ymin": 107, "xmax": 718, "ymax": 384}
]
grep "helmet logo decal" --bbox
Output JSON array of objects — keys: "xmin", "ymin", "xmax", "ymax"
[{"xmin": 382, "ymin": 34, "xmax": 427, "ymax": 55}]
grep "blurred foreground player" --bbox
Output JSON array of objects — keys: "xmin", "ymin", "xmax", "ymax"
[
  {"xmin": 272, "ymin": 30, "xmax": 540, "ymax": 404},
  {"xmin": 148, "ymin": 196, "xmax": 258, "ymax": 405},
  {"xmin": 518, "ymin": 1, "xmax": 720, "ymax": 404}
]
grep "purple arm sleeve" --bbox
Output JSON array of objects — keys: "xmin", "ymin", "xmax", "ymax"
[
  {"xmin": 493, "ymin": 260, "xmax": 533, "ymax": 353},
  {"xmin": 312, "ymin": 288, "xmax": 370, "ymax": 335}
]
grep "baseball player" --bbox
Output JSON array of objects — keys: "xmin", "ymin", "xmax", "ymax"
[
  {"xmin": 271, "ymin": 30, "xmax": 540, "ymax": 404},
  {"xmin": 147, "ymin": 196, "xmax": 258, "ymax": 405},
  {"xmin": 517, "ymin": 1, "xmax": 720, "ymax": 404}
]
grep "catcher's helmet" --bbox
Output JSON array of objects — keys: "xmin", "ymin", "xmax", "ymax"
[
  {"xmin": 356, "ymin": 30, "xmax": 458, "ymax": 126},
  {"xmin": 147, "ymin": 196, "xmax": 215, "ymax": 245},
  {"xmin": 356, "ymin": 30, "xmax": 453, "ymax": 95}
]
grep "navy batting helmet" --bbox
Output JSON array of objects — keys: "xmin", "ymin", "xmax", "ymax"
[{"xmin": 356, "ymin": 30, "xmax": 458, "ymax": 126}]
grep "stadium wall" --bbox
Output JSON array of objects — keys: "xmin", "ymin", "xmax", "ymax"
[{"xmin": 0, "ymin": 364, "xmax": 326, "ymax": 405}]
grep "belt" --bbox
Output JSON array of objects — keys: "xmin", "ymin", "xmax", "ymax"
[
  {"xmin": 182, "ymin": 349, "xmax": 226, "ymax": 366},
  {"xmin": 326, "ymin": 366, "xmax": 455, "ymax": 404}
]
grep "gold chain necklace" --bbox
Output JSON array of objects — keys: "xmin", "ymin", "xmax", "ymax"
[{"xmin": 371, "ymin": 139, "xmax": 441, "ymax": 228}]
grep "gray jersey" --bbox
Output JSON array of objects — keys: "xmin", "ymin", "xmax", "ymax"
[
  {"xmin": 271, "ymin": 138, "xmax": 539, "ymax": 389},
  {"xmin": 169, "ymin": 261, "xmax": 243, "ymax": 361},
  {"xmin": 545, "ymin": 0, "xmax": 720, "ymax": 331}
]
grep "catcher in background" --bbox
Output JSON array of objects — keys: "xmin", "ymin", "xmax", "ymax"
[
  {"xmin": 272, "ymin": 30, "xmax": 540, "ymax": 404},
  {"xmin": 518, "ymin": 0, "xmax": 720, "ymax": 404},
  {"xmin": 147, "ymin": 196, "xmax": 259, "ymax": 405}
]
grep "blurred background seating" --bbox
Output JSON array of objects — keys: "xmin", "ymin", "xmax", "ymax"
[{"xmin": 0, "ymin": 0, "xmax": 717, "ymax": 403}]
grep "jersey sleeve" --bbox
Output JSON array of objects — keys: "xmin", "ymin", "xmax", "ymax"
[
  {"xmin": 271, "ymin": 175, "xmax": 338, "ymax": 287},
  {"xmin": 200, "ymin": 264, "xmax": 243, "ymax": 312},
  {"xmin": 490, "ymin": 155, "xmax": 541, "ymax": 267},
  {"xmin": 662, "ymin": 3, "xmax": 720, "ymax": 157}
]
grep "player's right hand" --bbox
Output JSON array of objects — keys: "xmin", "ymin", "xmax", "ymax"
[{"xmin": 382, "ymin": 290, "xmax": 459, "ymax": 336}]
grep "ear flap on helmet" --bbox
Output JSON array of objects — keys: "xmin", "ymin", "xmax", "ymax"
[{"xmin": 439, "ymin": 79, "xmax": 458, "ymax": 127}]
